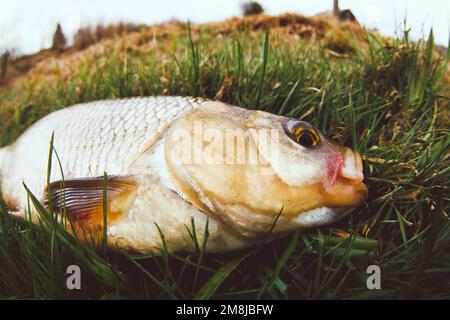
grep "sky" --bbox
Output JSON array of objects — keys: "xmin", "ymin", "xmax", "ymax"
[{"xmin": 0, "ymin": 0, "xmax": 449, "ymax": 54}]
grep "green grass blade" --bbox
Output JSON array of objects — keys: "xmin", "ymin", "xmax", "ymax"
[{"xmin": 193, "ymin": 253, "xmax": 249, "ymax": 300}]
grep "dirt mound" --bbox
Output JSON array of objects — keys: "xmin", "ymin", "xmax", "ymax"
[{"xmin": 0, "ymin": 13, "xmax": 364, "ymax": 89}]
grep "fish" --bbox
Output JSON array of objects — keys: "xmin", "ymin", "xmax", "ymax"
[{"xmin": 0, "ymin": 96, "xmax": 368, "ymax": 253}]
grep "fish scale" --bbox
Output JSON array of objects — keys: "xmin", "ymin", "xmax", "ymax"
[{"xmin": 0, "ymin": 96, "xmax": 200, "ymax": 212}]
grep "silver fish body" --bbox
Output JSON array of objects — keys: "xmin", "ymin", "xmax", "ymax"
[{"xmin": 0, "ymin": 96, "xmax": 367, "ymax": 253}]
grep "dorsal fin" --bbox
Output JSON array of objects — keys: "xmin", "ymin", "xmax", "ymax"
[{"xmin": 42, "ymin": 175, "xmax": 137, "ymax": 236}]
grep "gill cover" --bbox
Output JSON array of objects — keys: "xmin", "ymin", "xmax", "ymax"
[{"xmin": 164, "ymin": 101, "xmax": 367, "ymax": 237}]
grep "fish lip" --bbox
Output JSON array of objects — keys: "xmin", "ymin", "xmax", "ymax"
[
  {"xmin": 346, "ymin": 180, "xmax": 369, "ymax": 206},
  {"xmin": 339, "ymin": 149, "xmax": 364, "ymax": 182},
  {"xmin": 352, "ymin": 181, "xmax": 369, "ymax": 202},
  {"xmin": 349, "ymin": 180, "xmax": 369, "ymax": 198},
  {"xmin": 323, "ymin": 176, "xmax": 368, "ymax": 207}
]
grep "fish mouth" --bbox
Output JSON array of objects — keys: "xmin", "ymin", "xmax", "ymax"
[
  {"xmin": 294, "ymin": 180, "xmax": 367, "ymax": 228},
  {"xmin": 324, "ymin": 149, "xmax": 368, "ymax": 208},
  {"xmin": 324, "ymin": 177, "xmax": 368, "ymax": 207}
]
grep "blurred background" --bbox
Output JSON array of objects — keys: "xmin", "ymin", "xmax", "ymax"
[{"xmin": 1, "ymin": 0, "xmax": 449, "ymax": 55}]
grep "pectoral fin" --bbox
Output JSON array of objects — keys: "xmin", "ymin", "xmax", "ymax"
[{"xmin": 42, "ymin": 175, "xmax": 137, "ymax": 235}]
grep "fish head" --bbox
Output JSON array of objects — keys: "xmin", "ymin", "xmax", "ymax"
[{"xmin": 165, "ymin": 101, "xmax": 368, "ymax": 239}]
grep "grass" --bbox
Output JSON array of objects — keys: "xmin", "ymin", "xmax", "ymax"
[{"xmin": 0, "ymin": 20, "xmax": 449, "ymax": 299}]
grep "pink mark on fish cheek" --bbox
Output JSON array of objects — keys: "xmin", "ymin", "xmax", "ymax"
[{"xmin": 326, "ymin": 153, "xmax": 344, "ymax": 186}]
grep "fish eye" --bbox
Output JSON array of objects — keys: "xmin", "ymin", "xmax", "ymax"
[{"xmin": 292, "ymin": 127, "xmax": 320, "ymax": 148}]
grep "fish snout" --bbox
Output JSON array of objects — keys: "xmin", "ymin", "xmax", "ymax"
[
  {"xmin": 339, "ymin": 148, "xmax": 364, "ymax": 183},
  {"xmin": 323, "ymin": 148, "xmax": 368, "ymax": 208}
]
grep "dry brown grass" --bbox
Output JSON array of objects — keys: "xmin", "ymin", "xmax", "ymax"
[{"xmin": 0, "ymin": 13, "xmax": 367, "ymax": 91}]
